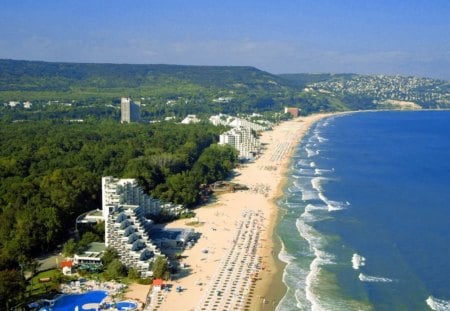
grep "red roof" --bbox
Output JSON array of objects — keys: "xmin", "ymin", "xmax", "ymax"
[
  {"xmin": 153, "ymin": 278, "xmax": 163, "ymax": 286},
  {"xmin": 60, "ymin": 261, "xmax": 73, "ymax": 268}
]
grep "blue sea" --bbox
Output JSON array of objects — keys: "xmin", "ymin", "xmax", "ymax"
[{"xmin": 276, "ymin": 111, "xmax": 450, "ymax": 311}]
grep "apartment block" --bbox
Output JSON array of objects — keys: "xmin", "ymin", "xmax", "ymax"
[
  {"xmin": 102, "ymin": 177, "xmax": 178, "ymax": 277},
  {"xmin": 120, "ymin": 97, "xmax": 140, "ymax": 123},
  {"xmin": 219, "ymin": 126, "xmax": 261, "ymax": 160}
]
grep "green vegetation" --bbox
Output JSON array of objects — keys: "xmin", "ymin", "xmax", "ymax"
[
  {"xmin": 26, "ymin": 269, "xmax": 65, "ymax": 295},
  {"xmin": 0, "ymin": 59, "xmax": 299, "ymax": 120},
  {"xmin": 0, "ymin": 269, "xmax": 26, "ymax": 308},
  {"xmin": 101, "ymin": 248, "xmax": 119, "ymax": 267},
  {"xmin": 0, "ymin": 59, "xmax": 388, "ymax": 121},
  {"xmin": 62, "ymin": 227, "xmax": 104, "ymax": 257},
  {"xmin": 152, "ymin": 256, "xmax": 169, "ymax": 280},
  {"xmin": 105, "ymin": 259, "xmax": 127, "ymax": 280}
]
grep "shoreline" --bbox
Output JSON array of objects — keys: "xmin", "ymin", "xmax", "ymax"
[
  {"xmin": 153, "ymin": 113, "xmax": 336, "ymax": 311},
  {"xmin": 251, "ymin": 113, "xmax": 336, "ymax": 311}
]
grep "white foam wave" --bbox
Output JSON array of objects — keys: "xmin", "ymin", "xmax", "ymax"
[
  {"xmin": 314, "ymin": 168, "xmax": 332, "ymax": 175},
  {"xmin": 296, "ymin": 218, "xmax": 323, "ymax": 252},
  {"xmin": 306, "ymin": 147, "xmax": 318, "ymax": 158},
  {"xmin": 317, "ymin": 136, "xmax": 328, "ymax": 143},
  {"xmin": 358, "ymin": 273, "xmax": 393, "ymax": 283},
  {"xmin": 305, "ymin": 204, "xmax": 328, "ymax": 213},
  {"xmin": 301, "ymin": 204, "xmax": 328, "ymax": 223},
  {"xmin": 302, "ymin": 190, "xmax": 320, "ymax": 201},
  {"xmin": 312, "ymin": 130, "xmax": 328, "ymax": 143},
  {"xmin": 311, "ymin": 177, "xmax": 325, "ymax": 192},
  {"xmin": 426, "ymin": 296, "xmax": 450, "ymax": 311},
  {"xmin": 306, "ymin": 249, "xmax": 335, "ymax": 311},
  {"xmin": 299, "ymin": 168, "xmax": 315, "ymax": 175},
  {"xmin": 351, "ymin": 253, "xmax": 366, "ymax": 270},
  {"xmin": 288, "ymin": 186, "xmax": 300, "ymax": 193},
  {"xmin": 310, "ymin": 161, "xmax": 316, "ymax": 168},
  {"xmin": 318, "ymin": 192, "xmax": 348, "ymax": 212},
  {"xmin": 278, "ymin": 243, "xmax": 296, "ymax": 264},
  {"xmin": 298, "ymin": 159, "xmax": 310, "ymax": 166}
]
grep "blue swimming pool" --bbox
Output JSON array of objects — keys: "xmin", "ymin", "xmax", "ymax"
[
  {"xmin": 116, "ymin": 300, "xmax": 138, "ymax": 310},
  {"xmin": 40, "ymin": 290, "xmax": 107, "ymax": 311}
]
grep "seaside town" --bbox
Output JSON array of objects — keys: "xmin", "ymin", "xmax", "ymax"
[
  {"xmin": 308, "ymin": 74, "xmax": 450, "ymax": 107},
  {"xmin": 16, "ymin": 100, "xmax": 316, "ymax": 311},
  {"xmin": 2, "ymin": 2, "xmax": 450, "ymax": 310}
]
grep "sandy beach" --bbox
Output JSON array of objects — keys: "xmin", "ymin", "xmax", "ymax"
[{"xmin": 146, "ymin": 113, "xmax": 333, "ymax": 311}]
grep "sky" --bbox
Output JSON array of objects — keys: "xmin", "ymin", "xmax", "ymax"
[{"xmin": 1, "ymin": 0, "xmax": 449, "ymax": 79}]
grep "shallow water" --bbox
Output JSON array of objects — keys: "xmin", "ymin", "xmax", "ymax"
[{"xmin": 276, "ymin": 111, "xmax": 450, "ymax": 311}]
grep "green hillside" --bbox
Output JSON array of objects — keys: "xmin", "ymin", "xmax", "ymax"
[
  {"xmin": 2, "ymin": 59, "xmax": 448, "ymax": 121},
  {"xmin": 0, "ymin": 59, "xmax": 288, "ymax": 100}
]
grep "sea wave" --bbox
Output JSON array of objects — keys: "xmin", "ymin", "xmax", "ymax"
[
  {"xmin": 296, "ymin": 218, "xmax": 336, "ymax": 310},
  {"xmin": 358, "ymin": 273, "xmax": 393, "ymax": 283},
  {"xmin": 299, "ymin": 168, "xmax": 315, "ymax": 175},
  {"xmin": 278, "ymin": 242, "xmax": 296, "ymax": 264},
  {"xmin": 426, "ymin": 296, "xmax": 450, "ymax": 311},
  {"xmin": 305, "ymin": 250, "xmax": 336, "ymax": 311},
  {"xmin": 317, "ymin": 192, "xmax": 348, "ymax": 212},
  {"xmin": 317, "ymin": 135, "xmax": 328, "ymax": 143},
  {"xmin": 306, "ymin": 147, "xmax": 318, "ymax": 158},
  {"xmin": 298, "ymin": 159, "xmax": 310, "ymax": 166},
  {"xmin": 351, "ymin": 253, "xmax": 366, "ymax": 270},
  {"xmin": 310, "ymin": 176, "xmax": 349, "ymax": 212},
  {"xmin": 302, "ymin": 190, "xmax": 320, "ymax": 201},
  {"xmin": 296, "ymin": 218, "xmax": 325, "ymax": 251},
  {"xmin": 311, "ymin": 177, "xmax": 326, "ymax": 192},
  {"xmin": 301, "ymin": 204, "xmax": 328, "ymax": 223},
  {"xmin": 314, "ymin": 168, "xmax": 333, "ymax": 175}
]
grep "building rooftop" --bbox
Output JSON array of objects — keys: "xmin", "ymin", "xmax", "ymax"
[{"xmin": 85, "ymin": 242, "xmax": 107, "ymax": 254}]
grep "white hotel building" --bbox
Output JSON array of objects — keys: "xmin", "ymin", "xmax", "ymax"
[
  {"xmin": 209, "ymin": 113, "xmax": 270, "ymax": 132},
  {"xmin": 102, "ymin": 177, "xmax": 180, "ymax": 277},
  {"xmin": 219, "ymin": 126, "xmax": 261, "ymax": 160}
]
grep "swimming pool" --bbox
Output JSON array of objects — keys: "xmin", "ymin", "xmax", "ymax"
[
  {"xmin": 39, "ymin": 290, "xmax": 107, "ymax": 311},
  {"xmin": 115, "ymin": 300, "xmax": 138, "ymax": 310},
  {"xmin": 37, "ymin": 290, "xmax": 138, "ymax": 311}
]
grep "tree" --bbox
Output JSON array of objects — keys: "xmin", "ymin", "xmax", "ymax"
[
  {"xmin": 152, "ymin": 256, "xmax": 169, "ymax": 279},
  {"xmin": 78, "ymin": 231, "xmax": 101, "ymax": 249},
  {"xmin": 128, "ymin": 268, "xmax": 140, "ymax": 280},
  {"xmin": 62, "ymin": 239, "xmax": 78, "ymax": 257},
  {"xmin": 101, "ymin": 247, "xmax": 119, "ymax": 267},
  {"xmin": 0, "ymin": 269, "xmax": 25, "ymax": 309},
  {"xmin": 105, "ymin": 259, "xmax": 127, "ymax": 280}
]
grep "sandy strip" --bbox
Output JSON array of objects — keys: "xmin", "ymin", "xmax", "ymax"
[
  {"xmin": 148, "ymin": 114, "xmax": 334, "ymax": 311},
  {"xmin": 124, "ymin": 284, "xmax": 150, "ymax": 308}
]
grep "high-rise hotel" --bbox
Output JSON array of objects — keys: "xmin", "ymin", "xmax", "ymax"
[{"xmin": 120, "ymin": 97, "xmax": 140, "ymax": 123}]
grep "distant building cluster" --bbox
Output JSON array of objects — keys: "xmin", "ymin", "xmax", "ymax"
[
  {"xmin": 308, "ymin": 75, "xmax": 450, "ymax": 106},
  {"xmin": 181, "ymin": 114, "xmax": 201, "ymax": 124},
  {"xmin": 209, "ymin": 113, "xmax": 269, "ymax": 161},
  {"xmin": 209, "ymin": 113, "xmax": 271, "ymax": 131},
  {"xmin": 101, "ymin": 177, "xmax": 184, "ymax": 277},
  {"xmin": 2, "ymin": 101, "xmax": 33, "ymax": 108},
  {"xmin": 120, "ymin": 97, "xmax": 140, "ymax": 123}
]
